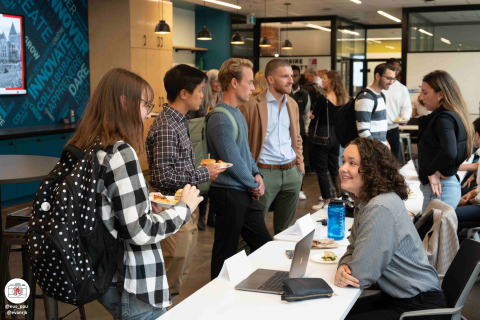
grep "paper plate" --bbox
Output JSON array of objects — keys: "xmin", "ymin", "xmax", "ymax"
[
  {"xmin": 149, "ymin": 195, "xmax": 179, "ymax": 208},
  {"xmin": 310, "ymin": 254, "xmax": 338, "ymax": 264},
  {"xmin": 198, "ymin": 163, "xmax": 234, "ymax": 169}
]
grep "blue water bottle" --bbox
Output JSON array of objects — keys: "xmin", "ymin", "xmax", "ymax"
[{"xmin": 328, "ymin": 200, "xmax": 345, "ymax": 240}]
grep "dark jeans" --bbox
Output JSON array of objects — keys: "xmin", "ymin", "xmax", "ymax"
[
  {"xmin": 209, "ymin": 186, "xmax": 272, "ymax": 280},
  {"xmin": 309, "ymin": 126, "xmax": 339, "ymax": 200},
  {"xmin": 346, "ymin": 291, "xmax": 448, "ymax": 320},
  {"xmin": 456, "ymin": 204, "xmax": 480, "ymax": 229},
  {"xmin": 387, "ymin": 127, "xmax": 401, "ymax": 160}
]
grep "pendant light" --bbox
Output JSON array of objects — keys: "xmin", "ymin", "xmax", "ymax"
[
  {"xmin": 231, "ymin": 0, "xmax": 244, "ymax": 44},
  {"xmin": 197, "ymin": 1, "xmax": 212, "ymax": 40},
  {"xmin": 259, "ymin": 0, "xmax": 271, "ymax": 47},
  {"xmin": 281, "ymin": 3, "xmax": 293, "ymax": 50},
  {"xmin": 155, "ymin": 0, "xmax": 171, "ymax": 34}
]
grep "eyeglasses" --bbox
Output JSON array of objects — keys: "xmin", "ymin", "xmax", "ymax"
[
  {"xmin": 382, "ymin": 75, "xmax": 396, "ymax": 83},
  {"xmin": 141, "ymin": 99, "xmax": 155, "ymax": 115}
]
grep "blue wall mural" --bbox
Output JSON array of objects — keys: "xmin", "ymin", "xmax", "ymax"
[{"xmin": 0, "ymin": 0, "xmax": 89, "ymax": 129}]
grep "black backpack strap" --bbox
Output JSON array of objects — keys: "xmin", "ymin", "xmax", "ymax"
[
  {"xmin": 116, "ymin": 235, "xmax": 125, "ymax": 320},
  {"xmin": 62, "ymin": 144, "xmax": 84, "ymax": 161},
  {"xmin": 356, "ymin": 89, "xmax": 379, "ymax": 117}
]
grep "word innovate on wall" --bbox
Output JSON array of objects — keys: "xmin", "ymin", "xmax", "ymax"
[{"xmin": 0, "ymin": 0, "xmax": 90, "ymax": 129}]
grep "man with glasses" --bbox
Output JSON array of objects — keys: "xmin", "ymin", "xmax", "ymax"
[
  {"xmin": 355, "ymin": 63, "xmax": 395, "ymax": 147},
  {"xmin": 146, "ymin": 64, "xmax": 225, "ymax": 306},
  {"xmin": 384, "ymin": 58, "xmax": 412, "ymax": 160}
]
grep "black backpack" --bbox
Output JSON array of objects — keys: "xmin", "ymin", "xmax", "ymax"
[
  {"xmin": 26, "ymin": 143, "xmax": 125, "ymax": 308},
  {"xmin": 335, "ymin": 89, "xmax": 386, "ymax": 148}
]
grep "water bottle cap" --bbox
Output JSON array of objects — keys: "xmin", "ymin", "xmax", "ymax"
[{"xmin": 329, "ymin": 200, "xmax": 344, "ymax": 206}]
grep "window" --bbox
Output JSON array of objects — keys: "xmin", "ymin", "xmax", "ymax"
[
  {"xmin": 409, "ymin": 10, "xmax": 480, "ymax": 52},
  {"xmin": 366, "ymin": 28, "xmax": 401, "ymax": 59},
  {"xmin": 259, "ymin": 21, "xmax": 331, "ymax": 57}
]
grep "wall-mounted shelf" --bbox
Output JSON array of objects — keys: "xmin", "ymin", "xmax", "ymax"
[{"xmin": 173, "ymin": 46, "xmax": 208, "ymax": 53}]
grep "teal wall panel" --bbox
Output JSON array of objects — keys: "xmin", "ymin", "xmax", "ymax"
[{"xmin": 195, "ymin": 6, "xmax": 231, "ymax": 70}]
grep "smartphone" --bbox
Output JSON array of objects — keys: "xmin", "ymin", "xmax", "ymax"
[{"xmin": 285, "ymin": 250, "xmax": 294, "ymax": 259}]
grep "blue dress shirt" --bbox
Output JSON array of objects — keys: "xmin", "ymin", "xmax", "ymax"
[{"xmin": 258, "ymin": 89, "xmax": 296, "ymax": 165}]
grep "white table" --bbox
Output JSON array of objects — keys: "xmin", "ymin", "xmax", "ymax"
[
  {"xmin": 400, "ymin": 125, "xmax": 419, "ymax": 131},
  {"xmin": 274, "ymin": 210, "xmax": 354, "ymax": 246},
  {"xmin": 162, "ymin": 241, "xmax": 361, "ymax": 320}
]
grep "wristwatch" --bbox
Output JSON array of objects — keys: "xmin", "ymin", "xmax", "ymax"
[{"xmin": 255, "ymin": 172, "xmax": 264, "ymax": 179}]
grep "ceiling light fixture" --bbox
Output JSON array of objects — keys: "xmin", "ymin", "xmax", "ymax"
[
  {"xmin": 441, "ymin": 38, "xmax": 451, "ymax": 44},
  {"xmin": 231, "ymin": 0, "xmax": 244, "ymax": 44},
  {"xmin": 155, "ymin": 0, "xmax": 171, "ymax": 34},
  {"xmin": 197, "ymin": 1, "xmax": 212, "ymax": 40},
  {"xmin": 259, "ymin": 0, "xmax": 271, "ymax": 47},
  {"xmin": 367, "ymin": 37, "xmax": 401, "ymax": 41},
  {"xmin": 281, "ymin": 3, "xmax": 293, "ymax": 50},
  {"xmin": 306, "ymin": 24, "xmax": 331, "ymax": 32},
  {"xmin": 339, "ymin": 29, "xmax": 360, "ymax": 36},
  {"xmin": 377, "ymin": 11, "xmax": 401, "ymax": 23},
  {"xmin": 385, "ymin": 46, "xmax": 395, "ymax": 49},
  {"xmin": 350, "ymin": 0, "xmax": 362, "ymax": 3},
  {"xmin": 204, "ymin": 0, "xmax": 241, "ymax": 9},
  {"xmin": 419, "ymin": 29, "xmax": 433, "ymax": 36}
]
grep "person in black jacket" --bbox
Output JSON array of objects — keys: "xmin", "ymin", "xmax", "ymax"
[
  {"xmin": 309, "ymin": 70, "xmax": 349, "ymax": 210},
  {"xmin": 418, "ymin": 70, "xmax": 474, "ymax": 213}
]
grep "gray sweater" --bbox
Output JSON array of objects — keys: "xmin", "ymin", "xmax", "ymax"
[
  {"xmin": 207, "ymin": 102, "xmax": 260, "ymax": 191},
  {"xmin": 338, "ymin": 192, "xmax": 441, "ymax": 298}
]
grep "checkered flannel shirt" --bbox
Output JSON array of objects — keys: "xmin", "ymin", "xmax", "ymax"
[
  {"xmin": 146, "ymin": 105, "xmax": 209, "ymax": 196},
  {"xmin": 98, "ymin": 142, "xmax": 191, "ymax": 308}
]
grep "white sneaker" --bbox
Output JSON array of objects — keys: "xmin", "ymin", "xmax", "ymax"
[
  {"xmin": 312, "ymin": 202, "xmax": 324, "ymax": 211},
  {"xmin": 299, "ymin": 191, "xmax": 306, "ymax": 200}
]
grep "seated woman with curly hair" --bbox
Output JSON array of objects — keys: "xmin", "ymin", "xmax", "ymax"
[{"xmin": 336, "ymin": 138, "xmax": 447, "ymax": 320}]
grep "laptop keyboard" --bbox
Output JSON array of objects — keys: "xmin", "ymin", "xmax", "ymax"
[{"xmin": 256, "ymin": 271, "xmax": 289, "ymax": 292}]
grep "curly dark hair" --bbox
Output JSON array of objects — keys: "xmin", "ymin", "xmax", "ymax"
[{"xmin": 341, "ymin": 138, "xmax": 409, "ymax": 203}]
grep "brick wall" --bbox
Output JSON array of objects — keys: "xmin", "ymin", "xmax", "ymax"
[{"xmin": 260, "ymin": 26, "xmax": 279, "ymax": 56}]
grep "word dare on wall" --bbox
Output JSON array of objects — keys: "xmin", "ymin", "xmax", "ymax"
[{"xmin": 0, "ymin": 0, "xmax": 89, "ymax": 129}]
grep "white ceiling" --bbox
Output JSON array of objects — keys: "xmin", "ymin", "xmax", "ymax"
[{"xmin": 174, "ymin": 0, "xmax": 480, "ymax": 25}]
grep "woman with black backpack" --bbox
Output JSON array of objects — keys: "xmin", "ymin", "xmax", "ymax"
[
  {"xmin": 68, "ymin": 68, "xmax": 204, "ymax": 319},
  {"xmin": 309, "ymin": 70, "xmax": 349, "ymax": 211}
]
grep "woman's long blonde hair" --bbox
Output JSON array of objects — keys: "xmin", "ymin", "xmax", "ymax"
[
  {"xmin": 325, "ymin": 70, "xmax": 349, "ymax": 106},
  {"xmin": 252, "ymin": 72, "xmax": 268, "ymax": 97},
  {"xmin": 68, "ymin": 68, "xmax": 153, "ymax": 154},
  {"xmin": 423, "ymin": 70, "xmax": 474, "ymax": 158},
  {"xmin": 201, "ymin": 69, "xmax": 223, "ymax": 114}
]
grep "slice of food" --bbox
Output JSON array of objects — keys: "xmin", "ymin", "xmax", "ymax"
[
  {"xmin": 201, "ymin": 159, "xmax": 216, "ymax": 168},
  {"xmin": 395, "ymin": 117, "xmax": 407, "ymax": 122},
  {"xmin": 321, "ymin": 251, "xmax": 337, "ymax": 261},
  {"xmin": 153, "ymin": 194, "xmax": 166, "ymax": 201},
  {"xmin": 174, "ymin": 189, "xmax": 183, "ymax": 201}
]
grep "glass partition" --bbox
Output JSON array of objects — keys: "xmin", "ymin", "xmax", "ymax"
[
  {"xmin": 337, "ymin": 19, "xmax": 365, "ymax": 59},
  {"xmin": 259, "ymin": 21, "xmax": 331, "ymax": 57},
  {"xmin": 366, "ymin": 29, "xmax": 401, "ymax": 59},
  {"xmin": 409, "ymin": 10, "xmax": 480, "ymax": 52}
]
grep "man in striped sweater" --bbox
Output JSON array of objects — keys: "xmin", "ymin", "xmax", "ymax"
[{"xmin": 355, "ymin": 63, "xmax": 396, "ymax": 147}]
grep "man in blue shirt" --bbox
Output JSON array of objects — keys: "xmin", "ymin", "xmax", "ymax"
[
  {"xmin": 207, "ymin": 58, "xmax": 272, "ymax": 279},
  {"xmin": 241, "ymin": 59, "xmax": 304, "ymax": 235}
]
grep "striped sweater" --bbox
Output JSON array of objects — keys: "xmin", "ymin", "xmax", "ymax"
[{"xmin": 355, "ymin": 87, "xmax": 388, "ymax": 144}]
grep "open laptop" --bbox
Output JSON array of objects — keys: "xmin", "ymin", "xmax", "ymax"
[{"xmin": 235, "ymin": 229, "xmax": 315, "ymax": 295}]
